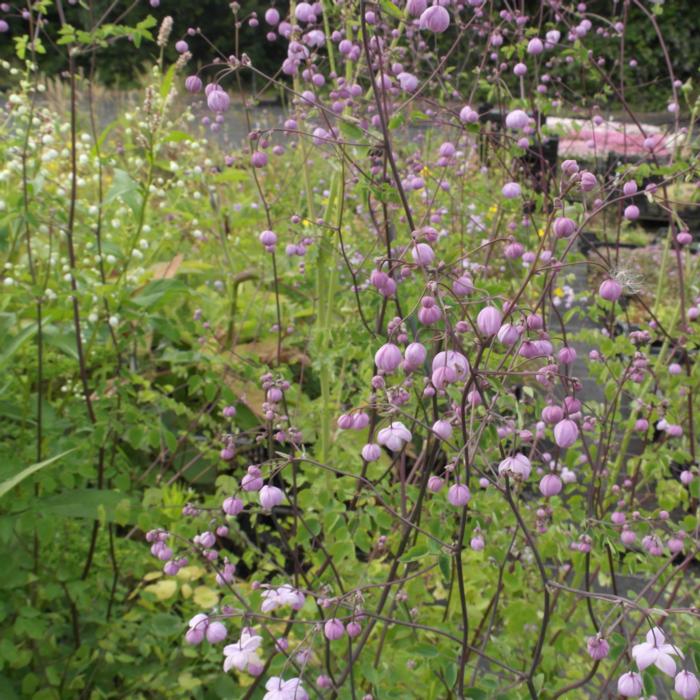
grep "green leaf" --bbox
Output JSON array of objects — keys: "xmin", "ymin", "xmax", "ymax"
[
  {"xmin": 105, "ymin": 169, "xmax": 143, "ymax": 216},
  {"xmin": 32, "ymin": 489, "xmax": 136, "ymax": 523},
  {"xmin": 0, "ymin": 450, "xmax": 76, "ymax": 500},
  {"xmin": 401, "ymin": 544, "xmax": 430, "ymax": 562},
  {"xmin": 132, "ymin": 279, "xmax": 188, "ymax": 309},
  {"xmin": 378, "ymin": 0, "xmax": 404, "ymax": 20},
  {"xmin": 161, "ymin": 63, "xmax": 177, "ymax": 99}
]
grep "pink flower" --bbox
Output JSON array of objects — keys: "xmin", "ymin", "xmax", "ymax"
[
  {"xmin": 431, "ymin": 350, "xmax": 469, "ymax": 381},
  {"xmin": 447, "ymin": 483, "xmax": 471, "ymax": 506},
  {"xmin": 263, "ymin": 677, "xmax": 309, "ymax": 700},
  {"xmin": 498, "ymin": 453, "xmax": 532, "ymax": 480},
  {"xmin": 377, "ymin": 422, "xmax": 412, "ymax": 451},
  {"xmin": 261, "ymin": 585, "xmax": 305, "ymax": 613},
  {"xmin": 224, "ymin": 628, "xmax": 263, "ymax": 673},
  {"xmin": 675, "ymin": 670, "xmax": 700, "ymax": 700},
  {"xmin": 419, "ymin": 6, "xmax": 450, "ymax": 33},
  {"xmin": 617, "ymin": 671, "xmax": 643, "ymax": 697},
  {"xmin": 631, "ymin": 627, "xmax": 682, "ymax": 676}
]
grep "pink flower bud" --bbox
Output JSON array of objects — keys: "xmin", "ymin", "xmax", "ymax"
[
  {"xmin": 542, "ymin": 405, "xmax": 563, "ymax": 424},
  {"xmin": 324, "ymin": 618, "xmax": 345, "ymax": 640},
  {"xmin": 419, "ymin": 5, "xmax": 450, "ymax": 33},
  {"xmin": 527, "ymin": 37, "xmax": 544, "ymax": 54},
  {"xmin": 265, "ymin": 8, "xmax": 280, "ymax": 25},
  {"xmin": 412, "ymin": 242, "xmax": 435, "ymax": 267},
  {"xmin": 361, "ymin": 443, "xmax": 381, "ymax": 462},
  {"xmin": 375, "ymin": 343, "xmax": 403, "ymax": 373},
  {"xmin": 207, "ymin": 89, "xmax": 230, "ymax": 113},
  {"xmin": 502, "ymin": 182, "xmax": 521, "ymax": 199},
  {"xmin": 453, "ymin": 275, "xmax": 474, "ymax": 296},
  {"xmin": 447, "ymin": 483, "xmax": 471, "ymax": 506},
  {"xmin": 617, "ymin": 671, "xmax": 643, "ymax": 697},
  {"xmin": 621, "ymin": 528, "xmax": 636, "ymax": 546},
  {"xmin": 427, "ymin": 475, "xmax": 444, "ymax": 492},
  {"xmin": 470, "ymin": 534, "xmax": 485, "ymax": 551},
  {"xmin": 505, "ymin": 109, "xmax": 529, "ymax": 130},
  {"xmin": 404, "ymin": 342, "xmax": 427, "ymax": 369},
  {"xmin": 553, "ymin": 217, "xmax": 577, "ymax": 238},
  {"xmin": 624, "ymin": 204, "xmax": 640, "ymax": 221},
  {"xmin": 259, "ymin": 485, "xmax": 284, "ymax": 509},
  {"xmin": 206, "ymin": 621, "xmax": 227, "ymax": 643},
  {"xmin": 407, "ymin": 0, "xmax": 427, "ymax": 16},
  {"xmin": 539, "ymin": 473, "xmax": 562, "ymax": 496},
  {"xmin": 599, "ymin": 278, "xmax": 622, "ymax": 301},
  {"xmin": 251, "ymin": 151, "xmax": 268, "ymax": 168},
  {"xmin": 185, "ymin": 75, "xmax": 203, "ymax": 93},
  {"xmin": 497, "ymin": 323, "xmax": 520, "ymax": 346},
  {"xmin": 554, "ymin": 419, "xmax": 579, "ymax": 448},
  {"xmin": 259, "ymin": 229, "xmax": 277, "ymax": 248},
  {"xmin": 432, "ymin": 419, "xmax": 453, "ymax": 441},
  {"xmin": 337, "ymin": 413, "xmax": 354, "ymax": 430},
  {"xmin": 623, "ymin": 181, "xmax": 638, "ymax": 196},
  {"xmin": 675, "ymin": 670, "xmax": 700, "ymax": 700},
  {"xmin": 587, "ymin": 637, "xmax": 610, "ymax": 660},
  {"xmin": 580, "ymin": 171, "xmax": 597, "ymax": 191},
  {"xmin": 347, "ymin": 621, "xmax": 362, "ymax": 638},
  {"xmin": 477, "ymin": 306, "xmax": 503, "ymax": 337},
  {"xmin": 459, "ymin": 105, "xmax": 479, "ymax": 123}
]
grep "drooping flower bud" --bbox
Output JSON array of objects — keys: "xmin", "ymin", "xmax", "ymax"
[
  {"xmin": 375, "ymin": 343, "xmax": 403, "ymax": 373},
  {"xmin": 419, "ymin": 5, "xmax": 450, "ymax": 33},
  {"xmin": 447, "ymin": 483, "xmax": 471, "ymax": 506},
  {"xmin": 554, "ymin": 419, "xmax": 579, "ymax": 448},
  {"xmin": 599, "ymin": 278, "xmax": 622, "ymax": 302},
  {"xmin": 477, "ymin": 306, "xmax": 503, "ymax": 337},
  {"xmin": 324, "ymin": 618, "xmax": 345, "ymax": 640}
]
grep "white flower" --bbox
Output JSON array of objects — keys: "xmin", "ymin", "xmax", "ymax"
[
  {"xmin": 498, "ymin": 453, "xmax": 532, "ymax": 480},
  {"xmin": 631, "ymin": 627, "xmax": 683, "ymax": 676},
  {"xmin": 263, "ymin": 677, "xmax": 309, "ymax": 700},
  {"xmin": 223, "ymin": 628, "xmax": 263, "ymax": 674},
  {"xmin": 377, "ymin": 421, "xmax": 412, "ymax": 452}
]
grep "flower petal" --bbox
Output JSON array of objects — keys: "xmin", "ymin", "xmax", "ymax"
[
  {"xmin": 654, "ymin": 652, "xmax": 677, "ymax": 677},
  {"xmin": 645, "ymin": 626, "xmax": 665, "ymax": 646},
  {"xmin": 634, "ymin": 644, "xmax": 658, "ymax": 671}
]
